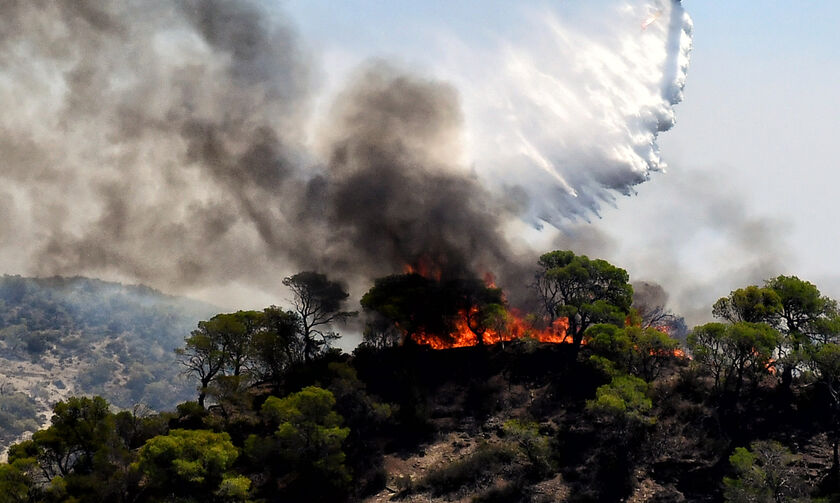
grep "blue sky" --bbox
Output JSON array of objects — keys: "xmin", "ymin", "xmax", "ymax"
[{"xmin": 281, "ymin": 0, "xmax": 840, "ymax": 320}]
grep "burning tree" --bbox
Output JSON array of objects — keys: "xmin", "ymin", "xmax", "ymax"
[
  {"xmin": 360, "ymin": 274, "xmax": 448, "ymax": 346},
  {"xmin": 446, "ymin": 278, "xmax": 505, "ymax": 346},
  {"xmin": 632, "ymin": 281, "xmax": 688, "ymax": 340},
  {"xmin": 360, "ymin": 274, "xmax": 503, "ymax": 348},
  {"xmin": 361, "ymin": 272, "xmax": 571, "ymax": 349},
  {"xmin": 534, "ymin": 251, "xmax": 633, "ymax": 352}
]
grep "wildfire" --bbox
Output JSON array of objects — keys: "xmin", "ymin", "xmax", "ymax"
[
  {"xmin": 403, "ymin": 258, "xmax": 443, "ymax": 281},
  {"xmin": 411, "ymin": 307, "xmax": 572, "ymax": 349},
  {"xmin": 399, "ymin": 263, "xmax": 681, "ymax": 356},
  {"xmin": 629, "ymin": 317, "xmax": 689, "ymax": 359}
]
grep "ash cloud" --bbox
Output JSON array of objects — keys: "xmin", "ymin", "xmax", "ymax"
[{"xmin": 0, "ymin": 0, "xmax": 692, "ymax": 311}]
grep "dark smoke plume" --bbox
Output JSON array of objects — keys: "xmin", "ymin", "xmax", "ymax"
[
  {"xmin": 0, "ymin": 0, "xmax": 525, "ymax": 306},
  {"xmin": 314, "ymin": 64, "xmax": 515, "ymax": 279}
]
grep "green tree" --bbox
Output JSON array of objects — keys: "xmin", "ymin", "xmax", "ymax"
[
  {"xmin": 723, "ymin": 440, "xmax": 808, "ymax": 503},
  {"xmin": 136, "ymin": 429, "xmax": 245, "ymax": 501},
  {"xmin": 249, "ymin": 386, "xmax": 350, "ymax": 497},
  {"xmin": 325, "ymin": 362, "xmax": 393, "ymax": 495},
  {"xmin": 219, "ymin": 310, "xmax": 264, "ymax": 378},
  {"xmin": 22, "ymin": 396, "xmax": 114, "ymax": 480},
  {"xmin": 687, "ymin": 322, "xmax": 780, "ymax": 394},
  {"xmin": 250, "ymin": 306, "xmax": 301, "ymax": 385},
  {"xmin": 713, "ymin": 277, "xmax": 840, "ymax": 390},
  {"xmin": 6, "ymin": 396, "xmax": 134, "ymax": 501},
  {"xmin": 586, "ymin": 324, "xmax": 681, "ymax": 381},
  {"xmin": 534, "ymin": 251, "xmax": 633, "ymax": 351},
  {"xmin": 766, "ymin": 276, "xmax": 840, "ymax": 388},
  {"xmin": 586, "ymin": 374, "xmax": 654, "ymax": 427},
  {"xmin": 501, "ymin": 420, "xmax": 554, "ymax": 477},
  {"xmin": 176, "ymin": 318, "xmax": 229, "ymax": 408},
  {"xmin": 0, "ymin": 456, "xmax": 38, "ymax": 503},
  {"xmin": 283, "ymin": 272, "xmax": 356, "ymax": 362},
  {"xmin": 713, "ymin": 286, "xmax": 783, "ymax": 323},
  {"xmin": 809, "ymin": 343, "xmax": 840, "ymax": 485}
]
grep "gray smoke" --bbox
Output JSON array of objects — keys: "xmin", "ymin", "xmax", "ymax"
[
  {"xmin": 555, "ymin": 167, "xmax": 793, "ymax": 327},
  {"xmin": 0, "ymin": 0, "xmax": 528, "ymax": 306}
]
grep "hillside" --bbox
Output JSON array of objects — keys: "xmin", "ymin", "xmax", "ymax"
[
  {"xmin": 2, "ymin": 264, "xmax": 840, "ymax": 501},
  {"xmin": 0, "ymin": 275, "xmax": 216, "ymax": 451},
  {"xmin": 3, "ymin": 340, "xmax": 837, "ymax": 502}
]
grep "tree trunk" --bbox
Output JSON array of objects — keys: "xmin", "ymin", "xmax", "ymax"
[
  {"xmin": 198, "ymin": 375, "xmax": 211, "ymax": 408},
  {"xmin": 780, "ymin": 365, "xmax": 793, "ymax": 390},
  {"xmin": 303, "ymin": 336, "xmax": 312, "ymax": 363},
  {"xmin": 832, "ymin": 432, "xmax": 840, "ymax": 488}
]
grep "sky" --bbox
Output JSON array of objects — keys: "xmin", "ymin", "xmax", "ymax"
[
  {"xmin": 282, "ymin": 0, "xmax": 840, "ymax": 323},
  {"xmin": 608, "ymin": 0, "xmax": 840, "ymax": 319}
]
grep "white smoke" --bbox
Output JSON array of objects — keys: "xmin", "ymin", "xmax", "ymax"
[{"xmin": 435, "ymin": 0, "xmax": 693, "ymax": 224}]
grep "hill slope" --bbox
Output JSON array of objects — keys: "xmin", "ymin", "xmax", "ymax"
[{"xmin": 0, "ymin": 275, "xmax": 216, "ymax": 450}]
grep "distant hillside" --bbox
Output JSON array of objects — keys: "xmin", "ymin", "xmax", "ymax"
[{"xmin": 0, "ymin": 275, "xmax": 216, "ymax": 450}]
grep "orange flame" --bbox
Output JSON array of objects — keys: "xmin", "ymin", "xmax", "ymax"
[
  {"xmin": 399, "ymin": 265, "xmax": 572, "ymax": 350},
  {"xmin": 626, "ymin": 316, "xmax": 689, "ymax": 359},
  {"xmin": 411, "ymin": 308, "xmax": 572, "ymax": 349},
  {"xmin": 403, "ymin": 258, "xmax": 443, "ymax": 282}
]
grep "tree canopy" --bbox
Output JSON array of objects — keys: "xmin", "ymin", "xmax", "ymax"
[
  {"xmin": 687, "ymin": 322, "xmax": 780, "ymax": 394},
  {"xmin": 534, "ymin": 250, "xmax": 633, "ymax": 349},
  {"xmin": 714, "ymin": 276, "xmax": 840, "ymax": 389},
  {"xmin": 360, "ymin": 274, "xmax": 505, "ymax": 347},
  {"xmin": 283, "ymin": 272, "xmax": 356, "ymax": 362}
]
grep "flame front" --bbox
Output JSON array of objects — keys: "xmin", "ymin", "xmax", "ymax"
[{"xmin": 411, "ymin": 307, "xmax": 571, "ymax": 349}]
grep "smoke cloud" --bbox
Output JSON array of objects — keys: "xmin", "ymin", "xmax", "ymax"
[
  {"xmin": 562, "ymin": 167, "xmax": 793, "ymax": 327},
  {"xmin": 445, "ymin": 0, "xmax": 692, "ymax": 223},
  {"xmin": 0, "ymin": 0, "xmax": 692, "ymax": 312}
]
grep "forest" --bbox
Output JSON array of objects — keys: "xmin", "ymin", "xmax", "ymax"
[{"xmin": 2, "ymin": 251, "xmax": 840, "ymax": 502}]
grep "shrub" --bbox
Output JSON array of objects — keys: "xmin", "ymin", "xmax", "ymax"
[
  {"xmin": 723, "ymin": 440, "xmax": 809, "ymax": 503},
  {"xmin": 420, "ymin": 443, "xmax": 515, "ymax": 496},
  {"xmin": 501, "ymin": 420, "xmax": 555, "ymax": 477},
  {"xmin": 586, "ymin": 375, "xmax": 654, "ymax": 426}
]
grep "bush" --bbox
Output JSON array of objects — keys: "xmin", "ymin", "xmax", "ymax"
[
  {"xmin": 0, "ymin": 392, "xmax": 39, "ymax": 440},
  {"xmin": 420, "ymin": 443, "xmax": 514, "ymax": 496},
  {"xmin": 723, "ymin": 440, "xmax": 809, "ymax": 502},
  {"xmin": 501, "ymin": 420, "xmax": 555, "ymax": 477},
  {"xmin": 471, "ymin": 482, "xmax": 522, "ymax": 503},
  {"xmin": 586, "ymin": 375, "xmax": 654, "ymax": 426}
]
